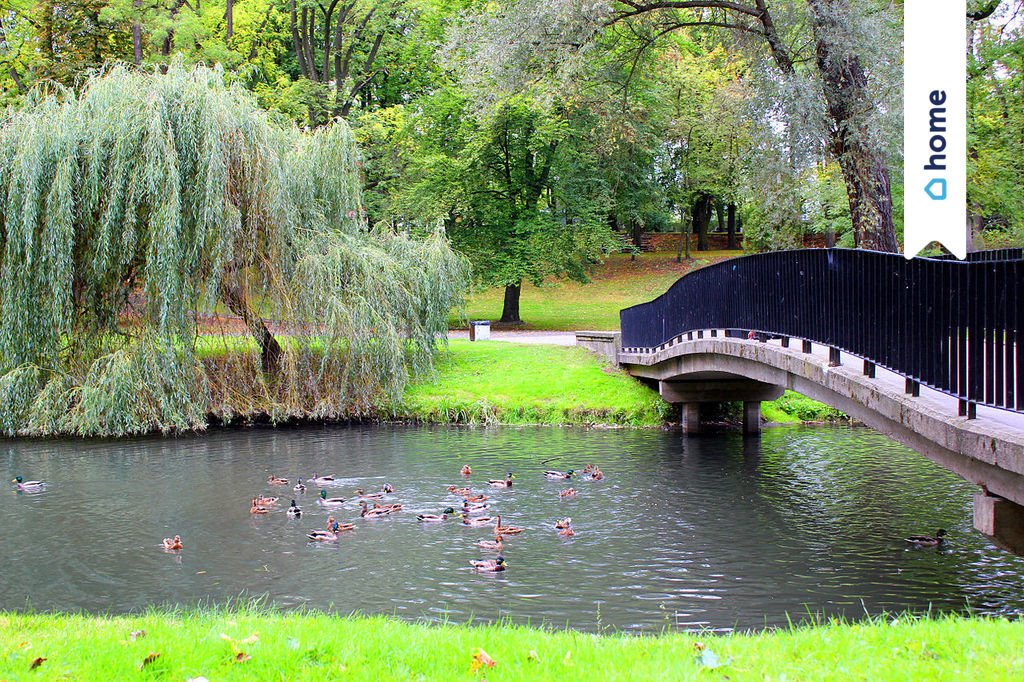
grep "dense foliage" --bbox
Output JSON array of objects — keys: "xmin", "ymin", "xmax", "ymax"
[{"xmin": 0, "ymin": 63, "xmax": 469, "ymax": 436}]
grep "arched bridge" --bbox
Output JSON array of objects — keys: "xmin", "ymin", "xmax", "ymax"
[{"xmin": 576, "ymin": 248, "xmax": 1024, "ymax": 552}]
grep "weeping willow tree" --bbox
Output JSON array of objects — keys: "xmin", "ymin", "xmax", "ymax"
[{"xmin": 0, "ymin": 62, "xmax": 469, "ymax": 437}]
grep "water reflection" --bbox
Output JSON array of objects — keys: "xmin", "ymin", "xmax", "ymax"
[{"xmin": 1, "ymin": 424, "xmax": 1022, "ymax": 632}]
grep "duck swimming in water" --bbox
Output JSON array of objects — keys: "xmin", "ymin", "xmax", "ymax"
[
  {"xmin": 317, "ymin": 489, "xmax": 346, "ymax": 508},
  {"xmin": 267, "ymin": 475, "xmax": 289, "ymax": 486},
  {"xmin": 905, "ymin": 529, "xmax": 947, "ymax": 547},
  {"xmin": 476, "ymin": 534, "xmax": 505, "ymax": 551},
  {"xmin": 554, "ymin": 518, "xmax": 572, "ymax": 529},
  {"xmin": 447, "ymin": 485, "xmax": 472, "ymax": 497},
  {"xmin": 461, "ymin": 465, "xmax": 472, "ymax": 476},
  {"xmin": 495, "ymin": 515, "xmax": 524, "ymax": 535},
  {"xmin": 417, "ymin": 507, "xmax": 455, "ymax": 522},
  {"xmin": 461, "ymin": 499, "xmax": 489, "ymax": 513},
  {"xmin": 559, "ymin": 488, "xmax": 577, "ymax": 499},
  {"xmin": 11, "ymin": 476, "xmax": 45, "ymax": 492},
  {"xmin": 488, "ymin": 473, "xmax": 514, "ymax": 488},
  {"xmin": 162, "ymin": 535, "xmax": 183, "ymax": 550},
  {"xmin": 360, "ymin": 501, "xmax": 400, "ymax": 518},
  {"xmin": 250, "ymin": 498, "xmax": 269, "ymax": 514},
  {"xmin": 544, "ymin": 469, "xmax": 574, "ymax": 479},
  {"xmin": 461, "ymin": 514, "xmax": 494, "ymax": 527},
  {"xmin": 287, "ymin": 500, "xmax": 302, "ymax": 518},
  {"xmin": 310, "ymin": 473, "xmax": 336, "ymax": 486},
  {"xmin": 471, "ymin": 557, "xmax": 507, "ymax": 572},
  {"xmin": 294, "ymin": 479, "xmax": 307, "ymax": 493},
  {"xmin": 256, "ymin": 495, "xmax": 279, "ymax": 507}
]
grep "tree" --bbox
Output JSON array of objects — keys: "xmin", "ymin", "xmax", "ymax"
[
  {"xmin": 0, "ymin": 63, "xmax": 469, "ymax": 436},
  {"xmin": 447, "ymin": 0, "xmax": 903, "ymax": 252},
  {"xmin": 397, "ymin": 90, "xmax": 619, "ymax": 324}
]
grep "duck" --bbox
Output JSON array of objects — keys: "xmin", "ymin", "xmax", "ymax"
[
  {"xmin": 488, "ymin": 473, "xmax": 514, "ymax": 488},
  {"xmin": 554, "ymin": 518, "xmax": 572, "ymax": 530},
  {"xmin": 250, "ymin": 498, "xmax": 269, "ymax": 514},
  {"xmin": 544, "ymin": 469, "xmax": 574, "ymax": 479},
  {"xmin": 256, "ymin": 495, "xmax": 279, "ymax": 506},
  {"xmin": 461, "ymin": 465, "xmax": 472, "ymax": 476},
  {"xmin": 294, "ymin": 479, "xmax": 307, "ymax": 493},
  {"xmin": 267, "ymin": 475, "xmax": 289, "ymax": 486},
  {"xmin": 559, "ymin": 525, "xmax": 576, "ymax": 538},
  {"xmin": 461, "ymin": 499, "xmax": 489, "ymax": 513},
  {"xmin": 307, "ymin": 518, "xmax": 343, "ymax": 542},
  {"xmin": 447, "ymin": 485, "xmax": 472, "ymax": 497},
  {"xmin": 471, "ymin": 556, "xmax": 507, "ymax": 572},
  {"xmin": 11, "ymin": 476, "xmax": 45, "ymax": 491},
  {"xmin": 317, "ymin": 489, "xmax": 346, "ymax": 508},
  {"xmin": 162, "ymin": 535, "xmax": 183, "ymax": 550},
  {"xmin": 354, "ymin": 488, "xmax": 385, "ymax": 500},
  {"xmin": 360, "ymin": 501, "xmax": 400, "ymax": 518},
  {"xmin": 310, "ymin": 473, "xmax": 336, "ymax": 486},
  {"xmin": 287, "ymin": 500, "xmax": 302, "ymax": 518},
  {"xmin": 417, "ymin": 507, "xmax": 455, "ymax": 522},
  {"xmin": 582, "ymin": 463, "xmax": 595, "ymax": 474},
  {"xmin": 495, "ymin": 515, "xmax": 524, "ymax": 535},
  {"xmin": 476, "ymin": 534, "xmax": 505, "ymax": 551},
  {"xmin": 382, "ymin": 483, "xmax": 395, "ymax": 494},
  {"xmin": 559, "ymin": 488, "xmax": 577, "ymax": 498},
  {"xmin": 905, "ymin": 529, "xmax": 947, "ymax": 547},
  {"xmin": 589, "ymin": 468, "xmax": 604, "ymax": 481},
  {"xmin": 461, "ymin": 514, "xmax": 494, "ymax": 527},
  {"xmin": 465, "ymin": 493, "xmax": 489, "ymax": 503}
]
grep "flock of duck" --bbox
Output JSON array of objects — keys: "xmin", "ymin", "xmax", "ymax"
[
  {"xmin": 12, "ymin": 469, "xmax": 948, "ymax": 553},
  {"xmin": 187, "ymin": 463, "xmax": 603, "ymax": 571}
]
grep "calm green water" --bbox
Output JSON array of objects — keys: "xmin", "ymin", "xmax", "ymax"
[{"xmin": 2, "ymin": 424, "xmax": 1022, "ymax": 632}]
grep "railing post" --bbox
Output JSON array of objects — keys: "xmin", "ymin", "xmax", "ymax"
[
  {"xmin": 959, "ymin": 399, "xmax": 977, "ymax": 420},
  {"xmin": 781, "ymin": 337, "xmax": 790, "ymax": 348},
  {"xmin": 905, "ymin": 378, "xmax": 920, "ymax": 397},
  {"xmin": 829, "ymin": 347, "xmax": 841, "ymax": 367},
  {"xmin": 802, "ymin": 340, "xmax": 812, "ymax": 354},
  {"xmin": 863, "ymin": 360, "xmax": 875, "ymax": 378}
]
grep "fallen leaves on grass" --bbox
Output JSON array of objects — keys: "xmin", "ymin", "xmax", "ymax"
[
  {"xmin": 470, "ymin": 648, "xmax": 496, "ymax": 672},
  {"xmin": 29, "ymin": 656, "xmax": 46, "ymax": 670},
  {"xmin": 234, "ymin": 652, "xmax": 252, "ymax": 663},
  {"xmin": 130, "ymin": 630, "xmax": 147, "ymax": 641}
]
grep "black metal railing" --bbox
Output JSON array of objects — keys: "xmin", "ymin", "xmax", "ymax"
[{"xmin": 620, "ymin": 248, "xmax": 1024, "ymax": 414}]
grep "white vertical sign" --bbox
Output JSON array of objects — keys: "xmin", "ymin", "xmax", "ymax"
[{"xmin": 904, "ymin": 1, "xmax": 967, "ymax": 259}]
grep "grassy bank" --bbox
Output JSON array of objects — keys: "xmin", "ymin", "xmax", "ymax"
[
  {"xmin": 456, "ymin": 251, "xmax": 736, "ymax": 331},
  {"xmin": 400, "ymin": 340, "xmax": 669, "ymax": 426},
  {"xmin": 761, "ymin": 390, "xmax": 848, "ymax": 424},
  {"xmin": 1, "ymin": 611, "xmax": 1019, "ymax": 680}
]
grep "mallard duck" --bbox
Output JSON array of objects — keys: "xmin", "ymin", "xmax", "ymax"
[
  {"xmin": 582, "ymin": 464, "xmax": 595, "ymax": 474},
  {"xmin": 589, "ymin": 468, "xmax": 604, "ymax": 481},
  {"xmin": 307, "ymin": 518, "xmax": 341, "ymax": 542},
  {"xmin": 360, "ymin": 501, "xmax": 399, "ymax": 518},
  {"xmin": 495, "ymin": 515, "xmax": 524, "ymax": 535},
  {"xmin": 465, "ymin": 493, "xmax": 488, "ymax": 503},
  {"xmin": 476, "ymin": 534, "xmax": 505, "ymax": 551},
  {"xmin": 559, "ymin": 488, "xmax": 577, "ymax": 498},
  {"xmin": 559, "ymin": 525, "xmax": 576, "ymax": 538},
  {"xmin": 267, "ymin": 475, "xmax": 289, "ymax": 486},
  {"xmin": 544, "ymin": 469, "xmax": 574, "ymax": 479},
  {"xmin": 471, "ymin": 556, "xmax": 507, "ymax": 572},
  {"xmin": 311, "ymin": 473, "xmax": 336, "ymax": 486},
  {"xmin": 355, "ymin": 488, "xmax": 385, "ymax": 500},
  {"xmin": 287, "ymin": 500, "xmax": 302, "ymax": 518},
  {"xmin": 554, "ymin": 518, "xmax": 572, "ymax": 529},
  {"xmin": 294, "ymin": 479, "xmax": 307, "ymax": 493},
  {"xmin": 250, "ymin": 498, "xmax": 269, "ymax": 514},
  {"xmin": 461, "ymin": 465, "xmax": 472, "ymax": 476},
  {"xmin": 461, "ymin": 514, "xmax": 494, "ymax": 527},
  {"xmin": 906, "ymin": 529, "xmax": 947, "ymax": 547},
  {"xmin": 461, "ymin": 499, "xmax": 489, "ymax": 513},
  {"xmin": 382, "ymin": 483, "xmax": 394, "ymax": 493},
  {"xmin": 418, "ymin": 507, "xmax": 455, "ymax": 522},
  {"xmin": 447, "ymin": 485, "xmax": 472, "ymax": 496},
  {"xmin": 11, "ymin": 476, "xmax": 45, "ymax": 491},
  {"xmin": 488, "ymin": 473, "xmax": 514, "ymax": 488},
  {"xmin": 317, "ymin": 489, "xmax": 346, "ymax": 508},
  {"xmin": 162, "ymin": 535, "xmax": 183, "ymax": 550},
  {"xmin": 256, "ymin": 495, "xmax": 279, "ymax": 506}
]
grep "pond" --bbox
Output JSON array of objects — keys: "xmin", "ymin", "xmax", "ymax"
[{"xmin": 2, "ymin": 424, "xmax": 1023, "ymax": 632}]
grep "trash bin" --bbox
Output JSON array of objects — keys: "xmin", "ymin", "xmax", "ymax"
[{"xmin": 469, "ymin": 320, "xmax": 491, "ymax": 341}]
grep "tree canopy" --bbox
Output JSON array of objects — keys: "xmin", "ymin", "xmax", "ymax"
[{"xmin": 0, "ymin": 62, "xmax": 468, "ymax": 436}]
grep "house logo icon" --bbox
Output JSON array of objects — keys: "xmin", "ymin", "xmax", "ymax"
[{"xmin": 925, "ymin": 178, "xmax": 947, "ymax": 200}]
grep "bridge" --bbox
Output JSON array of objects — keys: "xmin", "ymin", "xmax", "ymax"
[{"xmin": 576, "ymin": 248, "xmax": 1024, "ymax": 553}]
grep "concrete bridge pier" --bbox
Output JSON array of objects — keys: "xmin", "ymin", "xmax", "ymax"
[
  {"xmin": 657, "ymin": 379, "xmax": 783, "ymax": 435},
  {"xmin": 974, "ymin": 493, "xmax": 1024, "ymax": 555}
]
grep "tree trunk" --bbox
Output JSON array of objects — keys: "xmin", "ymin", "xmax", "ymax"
[
  {"xmin": 807, "ymin": 0, "xmax": 898, "ymax": 253},
  {"xmin": 727, "ymin": 203, "xmax": 738, "ymax": 250},
  {"xmin": 715, "ymin": 200, "xmax": 725, "ymax": 242},
  {"xmin": 226, "ymin": 0, "xmax": 234, "ymax": 43},
  {"xmin": 132, "ymin": 0, "xmax": 142, "ymax": 65},
  {"xmin": 500, "ymin": 283, "xmax": 523, "ymax": 325},
  {"xmin": 631, "ymin": 221, "xmax": 642, "ymax": 261},
  {"xmin": 220, "ymin": 272, "xmax": 283, "ymax": 376},
  {"xmin": 693, "ymin": 195, "xmax": 712, "ymax": 251}
]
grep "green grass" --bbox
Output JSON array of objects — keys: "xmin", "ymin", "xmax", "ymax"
[
  {"xmin": 457, "ymin": 251, "xmax": 737, "ymax": 331},
  {"xmin": 762, "ymin": 391, "xmax": 848, "ymax": 424},
  {"xmin": 400, "ymin": 340, "xmax": 669, "ymax": 426},
  {"xmin": 1, "ymin": 610, "xmax": 1020, "ymax": 680}
]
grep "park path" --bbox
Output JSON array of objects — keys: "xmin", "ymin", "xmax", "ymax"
[{"xmin": 446, "ymin": 330, "xmax": 578, "ymax": 346}]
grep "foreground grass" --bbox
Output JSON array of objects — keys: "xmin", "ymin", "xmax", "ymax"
[
  {"xmin": 456, "ymin": 251, "xmax": 737, "ymax": 331},
  {"xmin": 401, "ymin": 340, "xmax": 669, "ymax": 426},
  {"xmin": 1, "ymin": 611, "xmax": 1020, "ymax": 680}
]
